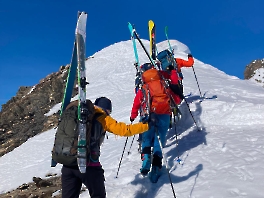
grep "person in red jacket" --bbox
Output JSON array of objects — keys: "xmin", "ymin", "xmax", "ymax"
[{"xmin": 130, "ymin": 63, "xmax": 181, "ymax": 183}]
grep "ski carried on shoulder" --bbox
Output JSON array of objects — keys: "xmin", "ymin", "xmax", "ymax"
[
  {"xmin": 128, "ymin": 22, "xmax": 143, "ymax": 153},
  {"xmin": 51, "ymin": 12, "xmax": 85, "ymax": 168},
  {"xmin": 76, "ymin": 11, "xmax": 88, "ymax": 173},
  {"xmin": 148, "ymin": 20, "xmax": 157, "ymax": 60},
  {"xmin": 165, "ymin": 26, "xmax": 173, "ymax": 54},
  {"xmin": 128, "ymin": 22, "xmax": 141, "ymax": 93}
]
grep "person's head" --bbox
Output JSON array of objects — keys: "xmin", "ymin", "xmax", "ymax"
[
  {"xmin": 94, "ymin": 97, "xmax": 112, "ymax": 114},
  {"xmin": 140, "ymin": 63, "xmax": 153, "ymax": 72}
]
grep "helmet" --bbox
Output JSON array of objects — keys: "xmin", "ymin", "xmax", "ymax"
[
  {"xmin": 94, "ymin": 97, "xmax": 112, "ymax": 113},
  {"xmin": 140, "ymin": 63, "xmax": 153, "ymax": 72}
]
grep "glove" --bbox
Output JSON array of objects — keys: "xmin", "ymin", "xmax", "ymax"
[
  {"xmin": 188, "ymin": 54, "xmax": 193, "ymax": 58},
  {"xmin": 166, "ymin": 65, "xmax": 174, "ymax": 71},
  {"xmin": 130, "ymin": 117, "xmax": 135, "ymax": 123},
  {"xmin": 141, "ymin": 115, "xmax": 149, "ymax": 124},
  {"xmin": 178, "ymin": 72, "xmax": 184, "ymax": 79}
]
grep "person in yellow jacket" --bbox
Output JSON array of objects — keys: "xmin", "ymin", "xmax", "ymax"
[{"xmin": 61, "ymin": 96, "xmax": 148, "ymax": 198}]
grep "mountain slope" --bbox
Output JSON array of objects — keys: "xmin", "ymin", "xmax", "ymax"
[{"xmin": 0, "ymin": 39, "xmax": 264, "ymax": 197}]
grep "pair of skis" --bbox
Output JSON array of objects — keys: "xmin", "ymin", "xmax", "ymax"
[
  {"xmin": 52, "ymin": 11, "xmax": 88, "ymax": 173},
  {"xmin": 128, "ymin": 21, "xmax": 182, "ymax": 117}
]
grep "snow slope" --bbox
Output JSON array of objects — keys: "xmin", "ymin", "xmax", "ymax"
[{"xmin": 0, "ymin": 39, "xmax": 264, "ymax": 198}]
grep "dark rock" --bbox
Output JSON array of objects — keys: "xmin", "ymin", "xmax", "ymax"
[
  {"xmin": 17, "ymin": 183, "xmax": 29, "ymax": 190},
  {"xmin": 0, "ymin": 65, "xmax": 75, "ymax": 157},
  {"xmin": 244, "ymin": 59, "xmax": 264, "ymax": 79}
]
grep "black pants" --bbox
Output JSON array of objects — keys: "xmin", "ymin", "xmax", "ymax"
[{"xmin": 61, "ymin": 165, "xmax": 106, "ymax": 198}]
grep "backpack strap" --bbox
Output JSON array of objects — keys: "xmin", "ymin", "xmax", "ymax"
[{"xmin": 88, "ymin": 112, "xmax": 105, "ymax": 163}]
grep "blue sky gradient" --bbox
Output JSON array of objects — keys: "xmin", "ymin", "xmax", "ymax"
[{"xmin": 1, "ymin": 0, "xmax": 264, "ymax": 109}]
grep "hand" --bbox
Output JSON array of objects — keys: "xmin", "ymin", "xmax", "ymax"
[
  {"xmin": 188, "ymin": 54, "xmax": 193, "ymax": 58},
  {"xmin": 141, "ymin": 115, "xmax": 149, "ymax": 124},
  {"xmin": 178, "ymin": 72, "xmax": 183, "ymax": 79},
  {"xmin": 166, "ymin": 65, "xmax": 174, "ymax": 71},
  {"xmin": 130, "ymin": 117, "xmax": 135, "ymax": 122}
]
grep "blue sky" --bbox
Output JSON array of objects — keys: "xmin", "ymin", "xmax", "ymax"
[{"xmin": 1, "ymin": 0, "xmax": 264, "ymax": 109}]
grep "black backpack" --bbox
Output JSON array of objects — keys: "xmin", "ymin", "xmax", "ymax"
[{"xmin": 51, "ymin": 99, "xmax": 105, "ymax": 166}]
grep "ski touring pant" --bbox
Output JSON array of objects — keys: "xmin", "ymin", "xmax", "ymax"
[
  {"xmin": 61, "ymin": 165, "xmax": 106, "ymax": 198},
  {"xmin": 142, "ymin": 113, "xmax": 170, "ymax": 157}
]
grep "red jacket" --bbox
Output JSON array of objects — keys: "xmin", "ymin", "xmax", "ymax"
[
  {"xmin": 130, "ymin": 69, "xmax": 181, "ymax": 119},
  {"xmin": 176, "ymin": 56, "xmax": 194, "ymax": 73}
]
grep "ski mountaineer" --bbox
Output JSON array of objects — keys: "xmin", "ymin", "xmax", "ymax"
[
  {"xmin": 61, "ymin": 97, "xmax": 149, "ymax": 198},
  {"xmin": 129, "ymin": 63, "xmax": 181, "ymax": 183}
]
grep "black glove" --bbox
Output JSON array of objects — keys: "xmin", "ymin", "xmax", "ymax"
[
  {"xmin": 178, "ymin": 72, "xmax": 184, "ymax": 79},
  {"xmin": 141, "ymin": 115, "xmax": 149, "ymax": 124},
  {"xmin": 188, "ymin": 54, "xmax": 193, "ymax": 58},
  {"xmin": 130, "ymin": 117, "xmax": 135, "ymax": 123},
  {"xmin": 166, "ymin": 65, "xmax": 174, "ymax": 71}
]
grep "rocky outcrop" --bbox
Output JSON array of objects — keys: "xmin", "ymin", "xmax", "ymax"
[
  {"xmin": 0, "ymin": 64, "xmax": 78, "ymax": 157},
  {"xmin": 0, "ymin": 174, "xmax": 62, "ymax": 198},
  {"xmin": 0, "ymin": 174, "xmax": 87, "ymax": 197},
  {"xmin": 244, "ymin": 59, "xmax": 264, "ymax": 79}
]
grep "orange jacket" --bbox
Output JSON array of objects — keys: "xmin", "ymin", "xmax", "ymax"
[{"xmin": 175, "ymin": 56, "xmax": 194, "ymax": 73}]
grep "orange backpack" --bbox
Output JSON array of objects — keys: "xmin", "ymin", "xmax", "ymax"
[{"xmin": 142, "ymin": 68, "xmax": 171, "ymax": 114}]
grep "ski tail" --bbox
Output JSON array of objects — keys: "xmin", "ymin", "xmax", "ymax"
[
  {"xmin": 165, "ymin": 26, "xmax": 173, "ymax": 53},
  {"xmin": 148, "ymin": 20, "xmax": 157, "ymax": 60},
  {"xmin": 60, "ymin": 43, "xmax": 78, "ymax": 117},
  {"xmin": 128, "ymin": 23, "xmax": 140, "ymax": 68},
  {"xmin": 76, "ymin": 11, "xmax": 88, "ymax": 174}
]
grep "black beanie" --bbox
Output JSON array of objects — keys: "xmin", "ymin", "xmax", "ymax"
[{"xmin": 94, "ymin": 97, "xmax": 112, "ymax": 112}]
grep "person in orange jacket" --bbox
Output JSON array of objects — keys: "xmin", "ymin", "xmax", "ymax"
[{"xmin": 61, "ymin": 97, "xmax": 149, "ymax": 198}]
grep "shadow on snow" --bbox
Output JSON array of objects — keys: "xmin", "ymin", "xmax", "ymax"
[{"xmin": 129, "ymin": 97, "xmax": 209, "ymax": 197}]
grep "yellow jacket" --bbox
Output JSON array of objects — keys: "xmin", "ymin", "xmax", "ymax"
[{"xmin": 94, "ymin": 106, "xmax": 148, "ymax": 136}]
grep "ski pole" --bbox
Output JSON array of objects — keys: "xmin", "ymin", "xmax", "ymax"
[
  {"xmin": 172, "ymin": 112, "xmax": 181, "ymax": 164},
  {"xmin": 127, "ymin": 135, "xmax": 136, "ymax": 155},
  {"xmin": 116, "ymin": 137, "xmax": 129, "ymax": 178},
  {"xmin": 154, "ymin": 126, "xmax": 177, "ymax": 198},
  {"xmin": 183, "ymin": 98, "xmax": 200, "ymax": 130},
  {"xmin": 133, "ymin": 30, "xmax": 156, "ymax": 67},
  {"xmin": 191, "ymin": 66, "xmax": 202, "ymax": 98}
]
